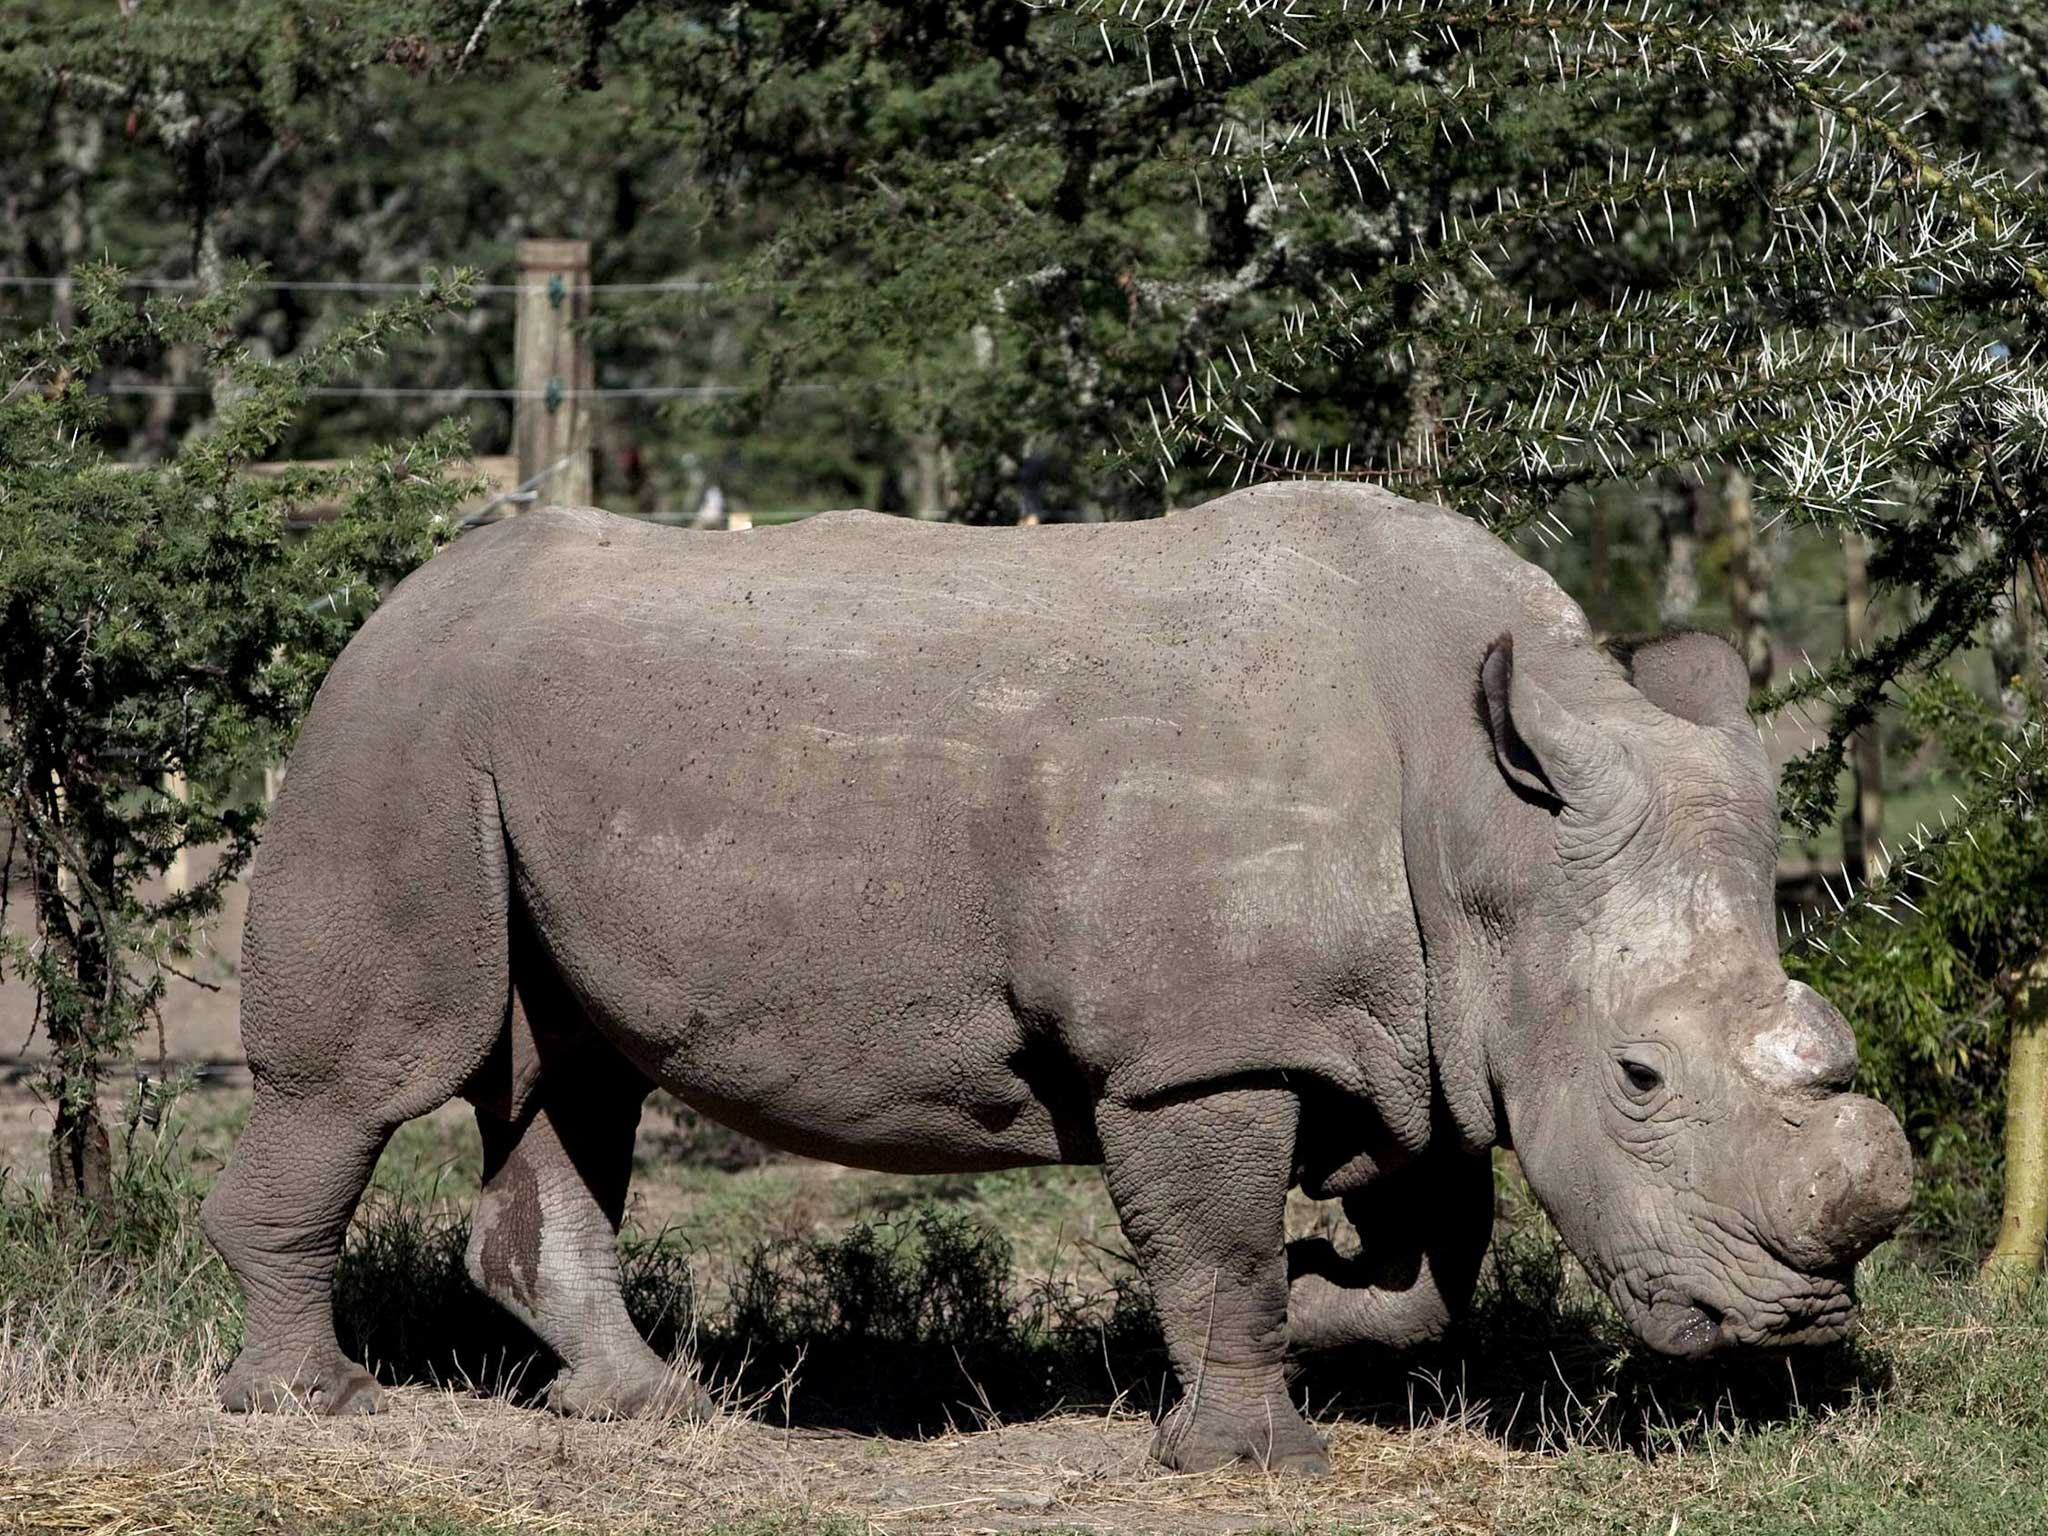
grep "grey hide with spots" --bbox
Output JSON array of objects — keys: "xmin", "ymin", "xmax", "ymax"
[{"xmin": 202, "ymin": 483, "xmax": 1911, "ymax": 1474}]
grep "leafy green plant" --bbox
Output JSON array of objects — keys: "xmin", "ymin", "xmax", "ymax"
[
  {"xmin": 711, "ymin": 1203, "xmax": 1163, "ymax": 1434},
  {"xmin": 1788, "ymin": 674, "xmax": 2048, "ymax": 1254},
  {"xmin": 0, "ymin": 263, "xmax": 475, "ymax": 1217}
]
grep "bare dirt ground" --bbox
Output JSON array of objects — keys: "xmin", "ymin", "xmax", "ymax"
[{"xmin": 0, "ymin": 858, "xmax": 250, "ymax": 1081}]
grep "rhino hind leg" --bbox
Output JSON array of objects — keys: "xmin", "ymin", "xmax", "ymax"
[
  {"xmin": 1285, "ymin": 1150, "xmax": 1494, "ymax": 1354},
  {"xmin": 203, "ymin": 1085, "xmax": 393, "ymax": 1415},
  {"xmin": 466, "ymin": 1004, "xmax": 707, "ymax": 1421},
  {"xmin": 1098, "ymin": 1086, "xmax": 1329, "ymax": 1476},
  {"xmin": 205, "ymin": 774, "xmax": 516, "ymax": 1418}
]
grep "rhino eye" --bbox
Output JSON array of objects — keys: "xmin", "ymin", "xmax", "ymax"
[{"xmin": 1619, "ymin": 1059, "xmax": 1665, "ymax": 1097}]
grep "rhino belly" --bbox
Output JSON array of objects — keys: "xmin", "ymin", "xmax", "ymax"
[
  {"xmin": 500, "ymin": 756, "xmax": 1086, "ymax": 1174},
  {"xmin": 654, "ymin": 1011, "xmax": 1086, "ymax": 1175},
  {"xmin": 550, "ymin": 930, "xmax": 1078, "ymax": 1173}
]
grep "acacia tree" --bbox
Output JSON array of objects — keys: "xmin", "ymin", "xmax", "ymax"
[
  {"xmin": 0, "ymin": 266, "xmax": 474, "ymax": 1216},
  {"xmin": 1104, "ymin": 1, "xmax": 2048, "ymax": 1276}
]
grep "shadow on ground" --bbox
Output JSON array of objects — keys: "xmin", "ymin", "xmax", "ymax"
[
  {"xmin": 1291, "ymin": 1233, "xmax": 1891, "ymax": 1457},
  {"xmin": 334, "ymin": 1197, "xmax": 1887, "ymax": 1456}
]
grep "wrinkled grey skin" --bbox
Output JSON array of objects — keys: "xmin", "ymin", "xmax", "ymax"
[{"xmin": 202, "ymin": 484, "xmax": 1912, "ymax": 1474}]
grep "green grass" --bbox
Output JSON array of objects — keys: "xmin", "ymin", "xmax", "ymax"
[{"xmin": 1485, "ymin": 1252, "xmax": 2048, "ymax": 1534}]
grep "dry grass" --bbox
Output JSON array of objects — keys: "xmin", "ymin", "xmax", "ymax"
[
  {"xmin": 4, "ymin": 1299, "xmax": 2044, "ymax": 1535},
  {"xmin": 0, "ymin": 1459, "xmax": 592, "ymax": 1535},
  {"xmin": 0, "ymin": 1388, "xmax": 1563, "ymax": 1536}
]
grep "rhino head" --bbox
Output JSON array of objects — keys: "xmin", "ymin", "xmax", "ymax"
[{"xmin": 1477, "ymin": 631, "xmax": 1912, "ymax": 1357}]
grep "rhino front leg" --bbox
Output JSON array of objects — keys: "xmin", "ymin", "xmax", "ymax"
[
  {"xmin": 1287, "ymin": 1151, "xmax": 1493, "ymax": 1354},
  {"xmin": 1098, "ymin": 1085, "xmax": 1328, "ymax": 1476},
  {"xmin": 467, "ymin": 1045, "xmax": 709, "ymax": 1420}
]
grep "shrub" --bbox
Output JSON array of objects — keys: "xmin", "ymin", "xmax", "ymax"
[
  {"xmin": 1787, "ymin": 675, "xmax": 2048, "ymax": 1260},
  {"xmin": 0, "ymin": 264, "xmax": 474, "ymax": 1216}
]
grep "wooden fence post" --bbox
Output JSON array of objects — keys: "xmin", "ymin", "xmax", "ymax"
[
  {"xmin": 163, "ymin": 772, "xmax": 189, "ymax": 895},
  {"xmin": 514, "ymin": 239, "xmax": 595, "ymax": 508}
]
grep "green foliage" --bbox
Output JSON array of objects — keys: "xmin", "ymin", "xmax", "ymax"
[
  {"xmin": 709, "ymin": 1203, "xmax": 1162, "ymax": 1433},
  {"xmin": 1788, "ymin": 674, "xmax": 2048, "ymax": 1253},
  {"xmin": 727, "ymin": 1204, "xmax": 1014, "ymax": 1353},
  {"xmin": 0, "ymin": 262, "xmax": 475, "ymax": 1204}
]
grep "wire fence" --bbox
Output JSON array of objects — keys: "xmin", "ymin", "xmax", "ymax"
[
  {"xmin": 95, "ymin": 382, "xmax": 799, "ymax": 401},
  {"xmin": 1, "ymin": 271, "xmax": 820, "ymax": 402},
  {"xmin": 7, "ymin": 261, "xmax": 838, "ymax": 532},
  {"xmin": 461, "ymin": 452, "xmax": 584, "ymax": 527},
  {"xmin": 0, "ymin": 273, "xmax": 719, "ymax": 295}
]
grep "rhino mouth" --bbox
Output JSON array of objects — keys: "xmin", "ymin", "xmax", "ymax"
[
  {"xmin": 1637, "ymin": 1297, "xmax": 1725, "ymax": 1358},
  {"xmin": 1626, "ymin": 1275, "xmax": 1857, "ymax": 1360}
]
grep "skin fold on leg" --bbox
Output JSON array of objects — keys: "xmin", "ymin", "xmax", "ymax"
[{"xmin": 1098, "ymin": 1084, "xmax": 1329, "ymax": 1476}]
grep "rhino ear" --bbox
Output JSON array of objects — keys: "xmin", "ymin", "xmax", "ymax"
[
  {"xmin": 1481, "ymin": 633, "xmax": 1630, "ymax": 810},
  {"xmin": 1609, "ymin": 631, "xmax": 1752, "ymax": 730}
]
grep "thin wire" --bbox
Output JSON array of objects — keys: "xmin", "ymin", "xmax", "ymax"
[
  {"xmin": 304, "ymin": 452, "xmax": 581, "ymax": 612},
  {"xmin": 93, "ymin": 381, "xmax": 798, "ymax": 401},
  {"xmin": 0, "ymin": 274, "xmax": 719, "ymax": 295}
]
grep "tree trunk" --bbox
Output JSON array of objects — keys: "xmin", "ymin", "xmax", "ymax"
[
  {"xmin": 911, "ymin": 432, "xmax": 954, "ymax": 521},
  {"xmin": 1988, "ymin": 544, "xmax": 2037, "ymax": 723},
  {"xmin": 1588, "ymin": 487, "xmax": 1614, "ymax": 636},
  {"xmin": 28, "ymin": 794, "xmax": 119, "ymax": 1223},
  {"xmin": 49, "ymin": 1097, "xmax": 114, "ymax": 1222},
  {"xmin": 49, "ymin": 105, "xmax": 102, "ymax": 333},
  {"xmin": 1985, "ymin": 952, "xmax": 2048, "ymax": 1293},
  {"xmin": 1723, "ymin": 468, "xmax": 1773, "ymax": 687},
  {"xmin": 1655, "ymin": 480, "xmax": 1701, "ymax": 625},
  {"xmin": 1402, "ymin": 339, "xmax": 1443, "ymax": 476},
  {"xmin": 1984, "ymin": 544, "xmax": 2048, "ymax": 1291},
  {"xmin": 1841, "ymin": 531, "xmax": 1883, "ymax": 885}
]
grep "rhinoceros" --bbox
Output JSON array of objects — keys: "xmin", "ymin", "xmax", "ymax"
[{"xmin": 203, "ymin": 483, "xmax": 1911, "ymax": 1474}]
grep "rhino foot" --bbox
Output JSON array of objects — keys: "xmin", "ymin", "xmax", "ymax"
[
  {"xmin": 1152, "ymin": 1397, "xmax": 1330, "ymax": 1477},
  {"xmin": 220, "ymin": 1349, "xmax": 381, "ymax": 1416},
  {"xmin": 546, "ymin": 1357, "xmax": 713, "ymax": 1421}
]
